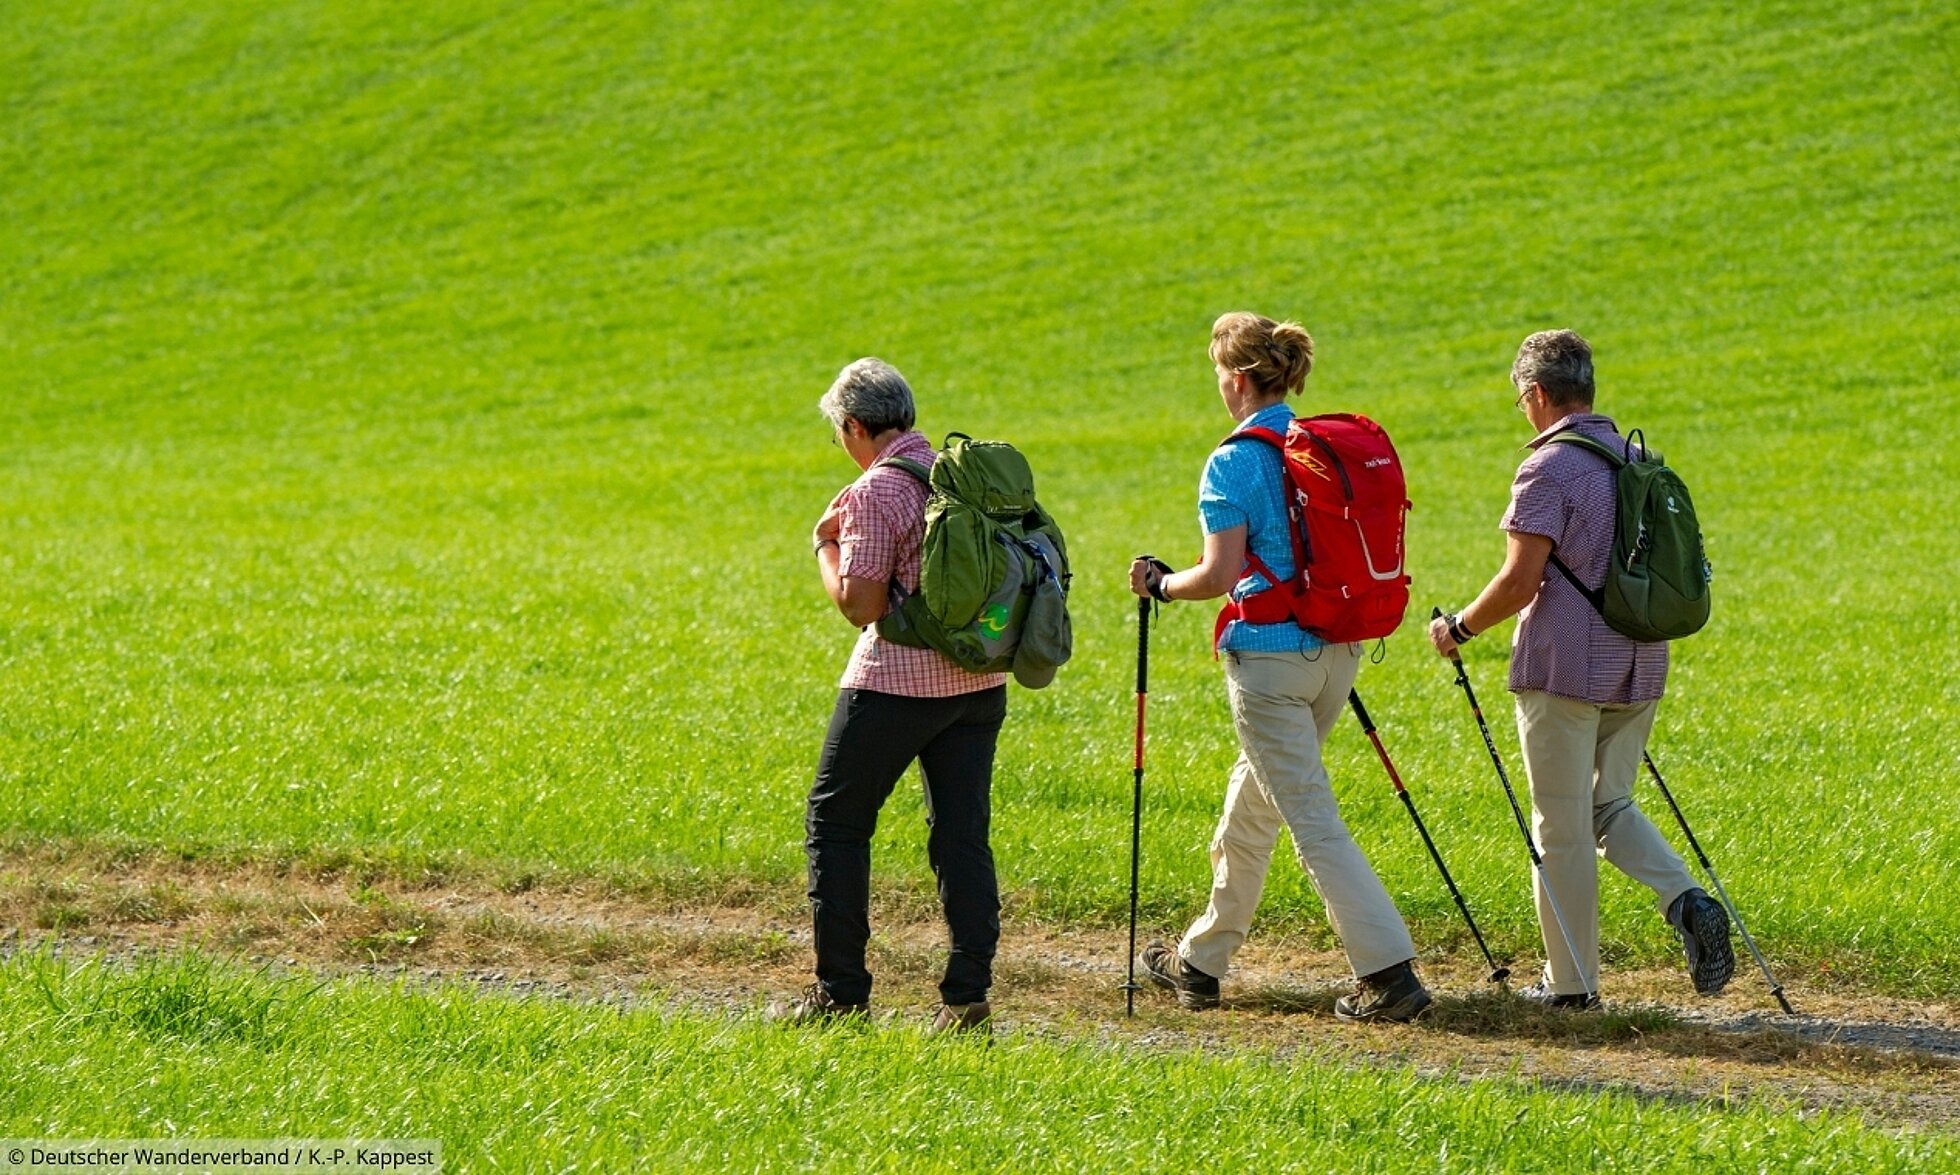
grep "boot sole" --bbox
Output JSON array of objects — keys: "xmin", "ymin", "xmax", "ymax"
[{"xmin": 1687, "ymin": 899, "xmax": 1736, "ymax": 995}]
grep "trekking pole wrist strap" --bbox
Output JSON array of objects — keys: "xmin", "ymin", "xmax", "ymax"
[
  {"xmin": 1446, "ymin": 613, "xmax": 1476, "ymax": 643},
  {"xmin": 1149, "ymin": 574, "xmax": 1174, "ymax": 603}
]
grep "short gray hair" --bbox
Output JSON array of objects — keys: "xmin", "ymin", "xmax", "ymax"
[
  {"xmin": 819, "ymin": 358, "xmax": 916, "ymax": 435},
  {"xmin": 1511, "ymin": 329, "xmax": 1595, "ymax": 407}
]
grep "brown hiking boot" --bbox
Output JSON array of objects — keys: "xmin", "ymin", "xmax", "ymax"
[
  {"xmin": 1333, "ymin": 960, "xmax": 1432, "ymax": 1023},
  {"xmin": 929, "ymin": 1000, "xmax": 993, "ymax": 1037},
  {"xmin": 770, "ymin": 982, "xmax": 868, "ymax": 1026},
  {"xmin": 1139, "ymin": 941, "xmax": 1221, "ymax": 1010}
]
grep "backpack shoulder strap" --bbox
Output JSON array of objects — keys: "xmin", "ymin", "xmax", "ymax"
[
  {"xmin": 1219, "ymin": 425, "xmax": 1287, "ymax": 452},
  {"xmin": 1543, "ymin": 430, "xmax": 1627, "ymax": 467},
  {"xmin": 875, "ymin": 456, "xmax": 932, "ymax": 484}
]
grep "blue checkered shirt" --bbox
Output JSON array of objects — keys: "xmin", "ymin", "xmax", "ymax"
[{"xmin": 1198, "ymin": 404, "xmax": 1325, "ymax": 654}]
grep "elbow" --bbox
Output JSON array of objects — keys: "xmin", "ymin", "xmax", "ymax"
[
  {"xmin": 840, "ymin": 602, "xmax": 884, "ymax": 628},
  {"xmin": 1498, "ymin": 574, "xmax": 1541, "ymax": 614}
]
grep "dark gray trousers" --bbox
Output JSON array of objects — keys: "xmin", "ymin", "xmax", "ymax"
[{"xmin": 806, "ymin": 685, "xmax": 1007, "ymax": 1006}]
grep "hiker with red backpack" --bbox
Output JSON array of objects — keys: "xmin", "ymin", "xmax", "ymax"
[
  {"xmin": 1128, "ymin": 312, "xmax": 1431, "ymax": 1023},
  {"xmin": 1427, "ymin": 329, "xmax": 1733, "ymax": 1008}
]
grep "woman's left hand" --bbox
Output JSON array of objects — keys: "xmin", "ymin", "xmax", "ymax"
[{"xmin": 1128, "ymin": 557, "xmax": 1162, "ymax": 599}]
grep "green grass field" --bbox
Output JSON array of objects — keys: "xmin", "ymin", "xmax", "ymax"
[
  {"xmin": 2, "ymin": 0, "xmax": 1956, "ymax": 1162},
  {"xmin": 3, "ymin": 950, "xmax": 1954, "ymax": 1171}
]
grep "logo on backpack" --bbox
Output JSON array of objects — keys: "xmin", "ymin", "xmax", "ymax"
[
  {"xmin": 1543, "ymin": 428, "xmax": 1711, "ymax": 642},
  {"xmin": 873, "ymin": 433, "xmax": 1072, "ymax": 688},
  {"xmin": 1214, "ymin": 413, "xmax": 1412, "ymax": 647}
]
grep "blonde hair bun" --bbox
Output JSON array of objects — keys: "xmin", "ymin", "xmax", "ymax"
[{"xmin": 1210, "ymin": 312, "xmax": 1314, "ymax": 397}]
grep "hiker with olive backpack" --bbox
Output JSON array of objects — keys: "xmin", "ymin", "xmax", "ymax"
[
  {"xmin": 1427, "ymin": 329, "xmax": 1732, "ymax": 1009},
  {"xmin": 780, "ymin": 357, "xmax": 1070, "ymax": 1038}
]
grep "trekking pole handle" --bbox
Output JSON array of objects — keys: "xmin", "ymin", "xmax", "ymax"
[{"xmin": 1136, "ymin": 595, "xmax": 1151, "ymax": 695}]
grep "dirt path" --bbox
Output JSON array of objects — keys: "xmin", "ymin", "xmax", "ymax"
[{"xmin": 5, "ymin": 847, "xmax": 1957, "ymax": 1134}]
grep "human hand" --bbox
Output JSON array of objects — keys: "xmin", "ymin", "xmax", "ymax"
[
  {"xmin": 1130, "ymin": 555, "xmax": 1173, "ymax": 600},
  {"xmin": 812, "ymin": 494, "xmax": 847, "ymax": 549},
  {"xmin": 1427, "ymin": 613, "xmax": 1460, "ymax": 658}
]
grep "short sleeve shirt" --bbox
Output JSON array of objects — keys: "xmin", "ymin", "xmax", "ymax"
[
  {"xmin": 1501, "ymin": 413, "xmax": 1668, "ymax": 703},
  {"xmin": 834, "ymin": 431, "xmax": 1007, "ymax": 697},
  {"xmin": 1199, "ymin": 403, "xmax": 1325, "ymax": 655}
]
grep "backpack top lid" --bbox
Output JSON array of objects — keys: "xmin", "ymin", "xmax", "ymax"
[{"xmin": 933, "ymin": 433, "xmax": 1036, "ymax": 517}]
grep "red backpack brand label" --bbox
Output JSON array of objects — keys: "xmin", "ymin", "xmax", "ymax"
[{"xmin": 1214, "ymin": 413, "xmax": 1412, "ymax": 647}]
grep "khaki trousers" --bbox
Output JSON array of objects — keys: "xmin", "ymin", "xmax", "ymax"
[
  {"xmin": 1179, "ymin": 646, "xmax": 1417, "ymax": 980},
  {"xmin": 1515, "ymin": 690, "xmax": 1698, "ymax": 995}
]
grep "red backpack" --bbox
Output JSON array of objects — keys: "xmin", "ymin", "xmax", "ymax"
[{"xmin": 1212, "ymin": 413, "xmax": 1412, "ymax": 647}]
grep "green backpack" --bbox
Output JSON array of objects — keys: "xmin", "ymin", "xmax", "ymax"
[
  {"xmin": 1545, "ymin": 429, "xmax": 1712, "ymax": 642},
  {"xmin": 875, "ymin": 433, "xmax": 1072, "ymax": 688}
]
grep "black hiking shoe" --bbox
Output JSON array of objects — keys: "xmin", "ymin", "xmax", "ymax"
[
  {"xmin": 1139, "ymin": 941, "xmax": 1220, "ymax": 1010},
  {"xmin": 770, "ymin": 982, "xmax": 869, "ymax": 1026},
  {"xmin": 1334, "ymin": 959, "xmax": 1433, "ymax": 1023},
  {"xmin": 929, "ymin": 1000, "xmax": 993, "ymax": 1038},
  {"xmin": 1518, "ymin": 980, "xmax": 1601, "ymax": 1011},
  {"xmin": 1670, "ymin": 888, "xmax": 1735, "ymax": 995}
]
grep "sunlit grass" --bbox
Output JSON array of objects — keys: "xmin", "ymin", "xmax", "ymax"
[
  {"xmin": 2, "ymin": 951, "xmax": 1951, "ymax": 1171},
  {"xmin": 0, "ymin": 0, "xmax": 1954, "ymax": 997}
]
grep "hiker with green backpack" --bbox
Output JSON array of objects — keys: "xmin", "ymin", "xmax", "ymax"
[
  {"xmin": 1428, "ymin": 328, "xmax": 1732, "ymax": 1007},
  {"xmin": 778, "ymin": 357, "xmax": 1069, "ymax": 1036}
]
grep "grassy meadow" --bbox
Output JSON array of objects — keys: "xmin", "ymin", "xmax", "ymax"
[
  {"xmin": 3, "ymin": 950, "xmax": 1955, "ymax": 1171},
  {"xmin": 0, "ymin": 0, "xmax": 1956, "ymax": 1161}
]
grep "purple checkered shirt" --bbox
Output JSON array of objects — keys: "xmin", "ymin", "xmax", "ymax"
[{"xmin": 1501, "ymin": 413, "xmax": 1668, "ymax": 704}]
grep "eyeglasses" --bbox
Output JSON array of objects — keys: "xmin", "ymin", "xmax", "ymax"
[{"xmin": 1514, "ymin": 383, "xmax": 1534, "ymax": 412}]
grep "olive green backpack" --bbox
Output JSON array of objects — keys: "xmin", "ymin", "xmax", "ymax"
[
  {"xmin": 875, "ymin": 433, "xmax": 1072, "ymax": 688},
  {"xmin": 1545, "ymin": 429, "xmax": 1712, "ymax": 642}
]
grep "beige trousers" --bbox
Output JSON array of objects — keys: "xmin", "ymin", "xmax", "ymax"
[
  {"xmin": 1515, "ymin": 690, "xmax": 1698, "ymax": 995},
  {"xmin": 1179, "ymin": 646, "xmax": 1417, "ymax": 980}
]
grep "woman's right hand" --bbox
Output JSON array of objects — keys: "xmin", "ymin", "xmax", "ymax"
[{"xmin": 1129, "ymin": 556, "xmax": 1171, "ymax": 599}]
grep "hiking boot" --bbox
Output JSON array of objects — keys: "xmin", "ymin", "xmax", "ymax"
[
  {"xmin": 1518, "ymin": 980, "xmax": 1601, "ymax": 1011},
  {"xmin": 1139, "ymin": 941, "xmax": 1220, "ymax": 1010},
  {"xmin": 929, "ymin": 1000, "xmax": 993, "ymax": 1037},
  {"xmin": 1670, "ymin": 888, "xmax": 1735, "ymax": 995},
  {"xmin": 1333, "ymin": 959, "xmax": 1432, "ymax": 1023},
  {"xmin": 770, "ymin": 982, "xmax": 869, "ymax": 1026}
]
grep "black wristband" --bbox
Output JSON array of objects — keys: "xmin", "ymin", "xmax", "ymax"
[
  {"xmin": 1447, "ymin": 613, "xmax": 1476, "ymax": 643},
  {"xmin": 1149, "ymin": 574, "xmax": 1173, "ymax": 603}
]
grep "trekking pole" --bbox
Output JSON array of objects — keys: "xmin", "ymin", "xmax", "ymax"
[
  {"xmin": 1348, "ymin": 688, "xmax": 1510, "ymax": 985},
  {"xmin": 1644, "ymin": 751, "xmax": 1795, "ymax": 1014},
  {"xmin": 1123, "ymin": 586, "xmax": 1155, "ymax": 1016},
  {"xmin": 1435, "ymin": 609, "xmax": 1597, "ymax": 1002}
]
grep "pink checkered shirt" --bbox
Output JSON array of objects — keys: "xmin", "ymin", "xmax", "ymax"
[
  {"xmin": 833, "ymin": 431, "xmax": 1007, "ymax": 698},
  {"xmin": 1501, "ymin": 413, "xmax": 1668, "ymax": 704}
]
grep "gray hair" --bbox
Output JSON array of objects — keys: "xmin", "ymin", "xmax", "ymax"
[
  {"xmin": 1511, "ymin": 329, "xmax": 1596, "ymax": 407},
  {"xmin": 819, "ymin": 358, "xmax": 916, "ymax": 435}
]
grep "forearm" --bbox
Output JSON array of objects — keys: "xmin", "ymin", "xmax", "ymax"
[
  {"xmin": 1458, "ymin": 571, "xmax": 1539, "ymax": 635},
  {"xmin": 1161, "ymin": 558, "xmax": 1238, "ymax": 603},
  {"xmin": 817, "ymin": 543, "xmax": 887, "ymax": 627},
  {"xmin": 816, "ymin": 542, "xmax": 846, "ymax": 608}
]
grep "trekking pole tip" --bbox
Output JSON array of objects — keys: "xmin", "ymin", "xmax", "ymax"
[{"xmin": 1489, "ymin": 966, "xmax": 1512, "ymax": 985}]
